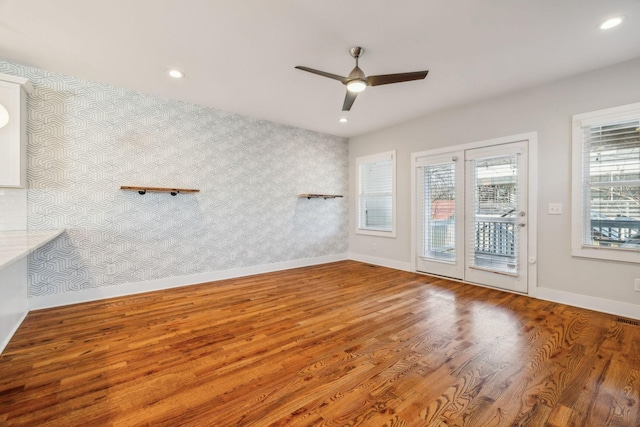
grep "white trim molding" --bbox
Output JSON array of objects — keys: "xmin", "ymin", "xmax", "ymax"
[
  {"xmin": 347, "ymin": 252, "xmax": 413, "ymax": 272},
  {"xmin": 536, "ymin": 286, "xmax": 640, "ymax": 320},
  {"xmin": 349, "ymin": 253, "xmax": 638, "ymax": 321}
]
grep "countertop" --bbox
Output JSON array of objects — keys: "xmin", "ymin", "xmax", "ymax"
[{"xmin": 0, "ymin": 229, "xmax": 64, "ymax": 270}]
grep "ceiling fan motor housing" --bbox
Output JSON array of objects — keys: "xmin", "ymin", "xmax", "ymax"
[{"xmin": 348, "ymin": 66, "xmax": 366, "ymax": 82}]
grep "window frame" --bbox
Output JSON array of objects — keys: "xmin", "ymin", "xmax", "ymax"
[
  {"xmin": 356, "ymin": 150, "xmax": 397, "ymax": 238},
  {"xmin": 571, "ymin": 102, "xmax": 640, "ymax": 263}
]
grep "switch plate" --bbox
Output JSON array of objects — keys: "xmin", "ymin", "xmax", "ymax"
[
  {"xmin": 548, "ymin": 203, "xmax": 562, "ymax": 215},
  {"xmin": 634, "ymin": 278, "xmax": 640, "ymax": 292}
]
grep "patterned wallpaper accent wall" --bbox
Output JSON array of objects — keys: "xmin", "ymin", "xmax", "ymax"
[{"xmin": 0, "ymin": 61, "xmax": 348, "ymax": 297}]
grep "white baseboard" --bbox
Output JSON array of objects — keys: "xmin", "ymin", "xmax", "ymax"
[
  {"xmin": 348, "ymin": 252, "xmax": 639, "ymax": 320},
  {"xmin": 535, "ymin": 287, "xmax": 640, "ymax": 320},
  {"xmin": 29, "ymin": 253, "xmax": 348, "ymax": 310},
  {"xmin": 347, "ymin": 252, "xmax": 413, "ymax": 272}
]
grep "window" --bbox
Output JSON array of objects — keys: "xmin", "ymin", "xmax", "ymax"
[
  {"xmin": 356, "ymin": 151, "xmax": 396, "ymax": 237},
  {"xmin": 572, "ymin": 102, "xmax": 640, "ymax": 263}
]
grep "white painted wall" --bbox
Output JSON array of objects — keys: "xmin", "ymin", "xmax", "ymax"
[{"xmin": 349, "ymin": 57, "xmax": 640, "ymax": 312}]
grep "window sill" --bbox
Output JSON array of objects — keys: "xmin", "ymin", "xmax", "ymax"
[
  {"xmin": 571, "ymin": 245, "xmax": 640, "ymax": 264},
  {"xmin": 356, "ymin": 228, "xmax": 397, "ymax": 238}
]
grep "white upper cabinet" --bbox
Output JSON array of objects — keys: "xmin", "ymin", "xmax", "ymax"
[{"xmin": 0, "ymin": 73, "xmax": 32, "ymax": 188}]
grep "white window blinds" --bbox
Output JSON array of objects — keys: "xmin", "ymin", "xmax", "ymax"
[
  {"xmin": 468, "ymin": 154, "xmax": 519, "ymax": 274},
  {"xmin": 581, "ymin": 118, "xmax": 640, "ymax": 249},
  {"xmin": 421, "ymin": 162, "xmax": 456, "ymax": 261},
  {"xmin": 357, "ymin": 151, "xmax": 395, "ymax": 236}
]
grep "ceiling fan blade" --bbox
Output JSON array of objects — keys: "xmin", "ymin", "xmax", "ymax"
[
  {"xmin": 367, "ymin": 70, "xmax": 429, "ymax": 87},
  {"xmin": 342, "ymin": 90, "xmax": 358, "ymax": 111},
  {"xmin": 295, "ymin": 66, "xmax": 348, "ymax": 84}
]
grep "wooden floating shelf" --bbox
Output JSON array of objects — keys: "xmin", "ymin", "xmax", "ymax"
[
  {"xmin": 120, "ymin": 186, "xmax": 200, "ymax": 196},
  {"xmin": 298, "ymin": 194, "xmax": 344, "ymax": 199}
]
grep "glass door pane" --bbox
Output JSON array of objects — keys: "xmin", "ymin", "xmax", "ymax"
[
  {"xmin": 415, "ymin": 152, "xmax": 464, "ymax": 280},
  {"xmin": 469, "ymin": 155, "xmax": 519, "ymax": 273},
  {"xmin": 423, "ymin": 162, "xmax": 457, "ymax": 261}
]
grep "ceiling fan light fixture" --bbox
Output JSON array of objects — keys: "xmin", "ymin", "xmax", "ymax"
[
  {"xmin": 346, "ymin": 79, "xmax": 367, "ymax": 93},
  {"xmin": 600, "ymin": 16, "xmax": 623, "ymax": 30}
]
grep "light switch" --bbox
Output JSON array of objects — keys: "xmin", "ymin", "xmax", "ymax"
[{"xmin": 548, "ymin": 203, "xmax": 562, "ymax": 215}]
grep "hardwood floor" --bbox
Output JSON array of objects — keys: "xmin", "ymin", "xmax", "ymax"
[{"xmin": 1, "ymin": 261, "xmax": 638, "ymax": 426}]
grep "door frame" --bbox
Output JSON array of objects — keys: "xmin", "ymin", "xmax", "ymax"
[{"xmin": 411, "ymin": 132, "xmax": 538, "ymax": 295}]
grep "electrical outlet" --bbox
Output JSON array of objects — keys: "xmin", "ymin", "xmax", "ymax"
[
  {"xmin": 107, "ymin": 264, "xmax": 117, "ymax": 275},
  {"xmin": 229, "ymin": 251, "xmax": 236, "ymax": 261},
  {"xmin": 548, "ymin": 203, "xmax": 562, "ymax": 215},
  {"xmin": 634, "ymin": 278, "xmax": 640, "ymax": 292},
  {"xmin": 372, "ymin": 243, "xmax": 377, "ymax": 252}
]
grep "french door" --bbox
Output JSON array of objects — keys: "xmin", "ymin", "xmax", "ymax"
[{"xmin": 414, "ymin": 140, "xmax": 529, "ymax": 293}]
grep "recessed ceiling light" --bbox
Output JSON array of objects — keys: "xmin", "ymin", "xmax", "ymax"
[
  {"xmin": 339, "ymin": 117, "xmax": 348, "ymax": 123},
  {"xmin": 168, "ymin": 69, "xmax": 184, "ymax": 79},
  {"xmin": 600, "ymin": 16, "xmax": 623, "ymax": 30}
]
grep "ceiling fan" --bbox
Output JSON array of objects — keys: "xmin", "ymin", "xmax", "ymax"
[{"xmin": 295, "ymin": 47, "xmax": 429, "ymax": 111}]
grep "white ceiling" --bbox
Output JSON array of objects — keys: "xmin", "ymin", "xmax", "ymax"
[{"xmin": 1, "ymin": 0, "xmax": 639, "ymax": 138}]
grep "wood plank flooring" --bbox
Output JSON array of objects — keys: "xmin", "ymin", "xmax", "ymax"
[{"xmin": 1, "ymin": 260, "xmax": 638, "ymax": 426}]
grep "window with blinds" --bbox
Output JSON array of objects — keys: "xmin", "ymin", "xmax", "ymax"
[
  {"xmin": 356, "ymin": 151, "xmax": 396, "ymax": 236},
  {"xmin": 572, "ymin": 103, "xmax": 640, "ymax": 263}
]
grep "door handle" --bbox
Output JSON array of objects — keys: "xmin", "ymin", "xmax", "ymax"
[{"xmin": 518, "ymin": 223, "xmax": 526, "ymax": 227}]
